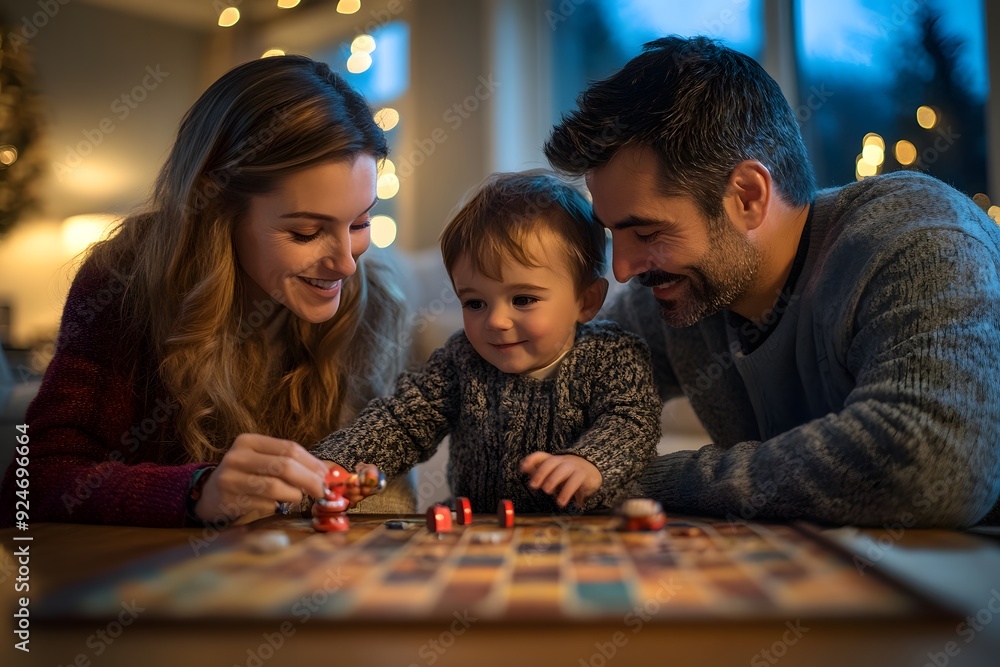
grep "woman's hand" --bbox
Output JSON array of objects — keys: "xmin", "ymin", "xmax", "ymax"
[
  {"xmin": 195, "ymin": 433, "xmax": 328, "ymax": 524},
  {"xmin": 520, "ymin": 452, "xmax": 603, "ymax": 509}
]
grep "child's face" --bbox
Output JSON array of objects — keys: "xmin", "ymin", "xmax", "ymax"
[{"xmin": 452, "ymin": 232, "xmax": 588, "ymax": 375}]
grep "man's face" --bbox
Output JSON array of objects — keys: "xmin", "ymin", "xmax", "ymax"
[{"xmin": 586, "ymin": 146, "xmax": 761, "ymax": 327}]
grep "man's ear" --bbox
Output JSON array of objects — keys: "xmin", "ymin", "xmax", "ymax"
[
  {"xmin": 578, "ymin": 278, "xmax": 609, "ymax": 323},
  {"xmin": 725, "ymin": 160, "xmax": 771, "ymax": 232}
]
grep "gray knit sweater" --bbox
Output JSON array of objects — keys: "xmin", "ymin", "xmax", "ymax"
[
  {"xmin": 606, "ymin": 172, "xmax": 1000, "ymax": 528},
  {"xmin": 313, "ymin": 321, "xmax": 661, "ymax": 513}
]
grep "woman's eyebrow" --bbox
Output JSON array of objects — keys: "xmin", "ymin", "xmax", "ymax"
[{"xmin": 280, "ymin": 197, "xmax": 379, "ymax": 222}]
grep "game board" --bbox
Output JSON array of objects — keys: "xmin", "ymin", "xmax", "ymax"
[{"xmin": 38, "ymin": 514, "xmax": 949, "ymax": 623}]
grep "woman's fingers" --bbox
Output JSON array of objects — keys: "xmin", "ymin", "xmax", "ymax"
[
  {"xmin": 227, "ymin": 434, "xmax": 327, "ymax": 498},
  {"xmin": 197, "ymin": 434, "xmax": 332, "ymax": 524}
]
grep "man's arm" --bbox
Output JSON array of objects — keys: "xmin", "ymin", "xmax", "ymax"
[{"xmin": 641, "ymin": 228, "xmax": 1000, "ymax": 528}]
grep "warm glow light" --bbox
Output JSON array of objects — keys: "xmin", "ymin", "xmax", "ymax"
[
  {"xmin": 261, "ymin": 49, "xmax": 285, "ymax": 58},
  {"xmin": 346, "ymin": 52, "xmax": 373, "ymax": 74},
  {"xmin": 894, "ymin": 140, "xmax": 917, "ymax": 165},
  {"xmin": 861, "ymin": 144, "xmax": 884, "ymax": 165},
  {"xmin": 378, "ymin": 158, "xmax": 396, "ymax": 176},
  {"xmin": 218, "ymin": 7, "xmax": 240, "ymax": 27},
  {"xmin": 376, "ymin": 173, "xmax": 399, "ymax": 199},
  {"xmin": 856, "ymin": 157, "xmax": 877, "ymax": 178},
  {"xmin": 277, "ymin": 0, "xmax": 301, "ymax": 8},
  {"xmin": 0, "ymin": 145, "xmax": 17, "ymax": 166},
  {"xmin": 862, "ymin": 133, "xmax": 885, "ymax": 150},
  {"xmin": 337, "ymin": 0, "xmax": 361, "ymax": 14},
  {"xmin": 351, "ymin": 34, "xmax": 376, "ymax": 54},
  {"xmin": 988, "ymin": 206, "xmax": 1000, "ymax": 221},
  {"xmin": 62, "ymin": 214, "xmax": 117, "ymax": 254},
  {"xmin": 374, "ymin": 107, "xmax": 399, "ymax": 131},
  {"xmin": 916, "ymin": 106, "xmax": 937, "ymax": 129},
  {"xmin": 59, "ymin": 162, "xmax": 134, "ymax": 199},
  {"xmin": 370, "ymin": 215, "xmax": 397, "ymax": 248}
]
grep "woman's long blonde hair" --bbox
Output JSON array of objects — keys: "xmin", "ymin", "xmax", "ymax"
[{"xmin": 86, "ymin": 56, "xmax": 409, "ymax": 462}]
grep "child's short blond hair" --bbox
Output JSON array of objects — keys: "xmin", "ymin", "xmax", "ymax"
[{"xmin": 440, "ymin": 170, "xmax": 606, "ymax": 294}]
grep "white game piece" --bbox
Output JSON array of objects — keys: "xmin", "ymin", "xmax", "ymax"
[{"xmin": 246, "ymin": 530, "xmax": 290, "ymax": 554}]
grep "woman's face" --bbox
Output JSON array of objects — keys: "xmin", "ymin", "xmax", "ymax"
[{"xmin": 234, "ymin": 157, "xmax": 378, "ymax": 324}]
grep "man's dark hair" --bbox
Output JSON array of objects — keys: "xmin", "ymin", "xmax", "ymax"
[{"xmin": 544, "ymin": 36, "xmax": 816, "ymax": 220}]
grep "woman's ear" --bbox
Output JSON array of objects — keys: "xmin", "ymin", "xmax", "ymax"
[{"xmin": 577, "ymin": 278, "xmax": 609, "ymax": 323}]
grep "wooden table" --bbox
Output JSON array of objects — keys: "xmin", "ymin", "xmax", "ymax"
[{"xmin": 2, "ymin": 518, "xmax": 999, "ymax": 667}]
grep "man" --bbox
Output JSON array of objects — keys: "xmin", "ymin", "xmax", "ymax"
[{"xmin": 544, "ymin": 36, "xmax": 1000, "ymax": 527}]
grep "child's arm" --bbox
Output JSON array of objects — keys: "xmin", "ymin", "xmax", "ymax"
[
  {"xmin": 311, "ymin": 337, "xmax": 462, "ymax": 480},
  {"xmin": 525, "ymin": 326, "xmax": 662, "ymax": 510}
]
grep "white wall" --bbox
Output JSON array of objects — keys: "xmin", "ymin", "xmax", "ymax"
[{"xmin": 0, "ymin": 0, "xmax": 209, "ymax": 347}]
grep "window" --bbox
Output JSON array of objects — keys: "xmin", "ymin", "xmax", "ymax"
[
  {"xmin": 795, "ymin": 0, "xmax": 988, "ymax": 195},
  {"xmin": 317, "ymin": 21, "xmax": 410, "ymax": 247},
  {"xmin": 551, "ymin": 0, "xmax": 763, "ymax": 124}
]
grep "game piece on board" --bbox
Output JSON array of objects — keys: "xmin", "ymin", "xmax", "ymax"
[
  {"xmin": 312, "ymin": 495, "xmax": 350, "ymax": 532},
  {"xmin": 472, "ymin": 531, "xmax": 505, "ymax": 544},
  {"xmin": 618, "ymin": 498, "xmax": 667, "ymax": 531},
  {"xmin": 455, "ymin": 497, "xmax": 473, "ymax": 525},
  {"xmin": 245, "ymin": 530, "xmax": 290, "ymax": 554},
  {"xmin": 313, "ymin": 468, "xmax": 352, "ymax": 532},
  {"xmin": 497, "ymin": 499, "xmax": 514, "ymax": 528},
  {"xmin": 385, "ymin": 520, "xmax": 409, "ymax": 530},
  {"xmin": 426, "ymin": 504, "xmax": 453, "ymax": 532}
]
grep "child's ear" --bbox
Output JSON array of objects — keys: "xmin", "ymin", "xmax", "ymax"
[{"xmin": 577, "ymin": 278, "xmax": 609, "ymax": 323}]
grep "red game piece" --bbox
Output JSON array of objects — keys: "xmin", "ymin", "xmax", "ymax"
[
  {"xmin": 313, "ymin": 467, "xmax": 352, "ymax": 532},
  {"xmin": 497, "ymin": 499, "xmax": 514, "ymax": 528},
  {"xmin": 618, "ymin": 498, "xmax": 667, "ymax": 532},
  {"xmin": 312, "ymin": 513, "xmax": 350, "ymax": 532},
  {"xmin": 324, "ymin": 466, "xmax": 349, "ymax": 494},
  {"xmin": 455, "ymin": 497, "xmax": 473, "ymax": 525},
  {"xmin": 426, "ymin": 504, "xmax": 453, "ymax": 532}
]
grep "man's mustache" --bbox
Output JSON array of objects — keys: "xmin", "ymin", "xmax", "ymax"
[{"xmin": 638, "ymin": 270, "xmax": 684, "ymax": 287}]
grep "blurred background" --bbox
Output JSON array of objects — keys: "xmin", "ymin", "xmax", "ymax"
[
  {"xmin": 0, "ymin": 0, "xmax": 995, "ymax": 360},
  {"xmin": 0, "ymin": 1, "xmax": 996, "ymax": 500}
]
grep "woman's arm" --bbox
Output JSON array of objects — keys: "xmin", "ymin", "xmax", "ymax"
[{"xmin": 0, "ymin": 263, "xmax": 207, "ymax": 526}]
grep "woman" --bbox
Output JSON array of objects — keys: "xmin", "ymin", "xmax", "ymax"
[{"xmin": 0, "ymin": 56, "xmax": 414, "ymax": 526}]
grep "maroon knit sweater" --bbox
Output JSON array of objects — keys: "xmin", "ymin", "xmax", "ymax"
[{"xmin": 1, "ymin": 260, "xmax": 210, "ymax": 527}]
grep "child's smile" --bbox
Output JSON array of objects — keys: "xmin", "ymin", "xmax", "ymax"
[{"xmin": 452, "ymin": 231, "xmax": 588, "ymax": 375}]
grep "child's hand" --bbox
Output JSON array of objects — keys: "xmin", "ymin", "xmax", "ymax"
[
  {"xmin": 318, "ymin": 461, "xmax": 382, "ymax": 508},
  {"xmin": 520, "ymin": 452, "xmax": 602, "ymax": 509},
  {"xmin": 340, "ymin": 462, "xmax": 383, "ymax": 507}
]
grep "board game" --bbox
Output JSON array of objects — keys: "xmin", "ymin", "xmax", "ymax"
[{"xmin": 37, "ymin": 514, "xmax": 948, "ymax": 623}]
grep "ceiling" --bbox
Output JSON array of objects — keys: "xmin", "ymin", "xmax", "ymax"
[{"xmin": 76, "ymin": 0, "xmax": 285, "ymax": 30}]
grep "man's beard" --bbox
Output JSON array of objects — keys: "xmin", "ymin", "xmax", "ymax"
[{"xmin": 639, "ymin": 219, "xmax": 761, "ymax": 328}]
